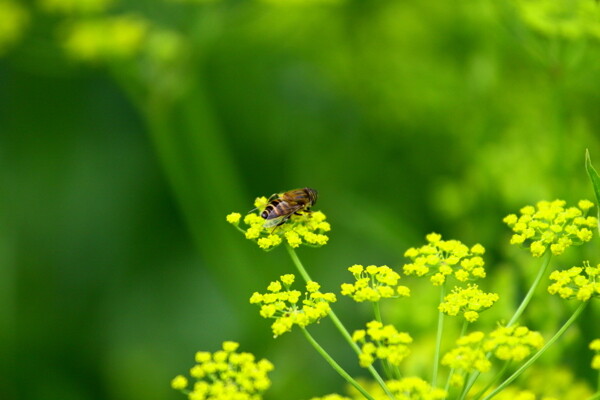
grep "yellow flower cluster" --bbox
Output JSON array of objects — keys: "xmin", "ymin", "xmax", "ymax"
[
  {"xmin": 341, "ymin": 378, "xmax": 446, "ymax": 400},
  {"xmin": 226, "ymin": 197, "xmax": 330, "ymax": 251},
  {"xmin": 503, "ymin": 200, "xmax": 596, "ymax": 257},
  {"xmin": 438, "ymin": 284, "xmax": 499, "ymax": 322},
  {"xmin": 386, "ymin": 377, "xmax": 447, "ymax": 400},
  {"xmin": 170, "ymin": 341, "xmax": 274, "ymax": 400},
  {"xmin": 494, "ymin": 388, "xmax": 557, "ymax": 400},
  {"xmin": 548, "ymin": 262, "xmax": 600, "ymax": 301},
  {"xmin": 249, "ymin": 274, "xmax": 336, "ymax": 337},
  {"xmin": 0, "ymin": 0, "xmax": 28, "ymax": 55},
  {"xmin": 514, "ymin": 0, "xmax": 600, "ymax": 41},
  {"xmin": 484, "ymin": 325, "xmax": 544, "ymax": 362},
  {"xmin": 403, "ymin": 233, "xmax": 486, "ymax": 286},
  {"xmin": 40, "ymin": 0, "xmax": 113, "ymax": 14},
  {"xmin": 352, "ymin": 320, "xmax": 413, "ymax": 368},
  {"xmin": 310, "ymin": 395, "xmax": 351, "ymax": 400},
  {"xmin": 442, "ymin": 332, "xmax": 491, "ymax": 374},
  {"xmin": 63, "ymin": 15, "xmax": 149, "ymax": 61},
  {"xmin": 590, "ymin": 339, "xmax": 600, "ymax": 370},
  {"xmin": 340, "ymin": 264, "xmax": 410, "ymax": 302}
]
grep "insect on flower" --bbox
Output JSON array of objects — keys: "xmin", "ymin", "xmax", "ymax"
[{"xmin": 261, "ymin": 187, "xmax": 318, "ymax": 228}]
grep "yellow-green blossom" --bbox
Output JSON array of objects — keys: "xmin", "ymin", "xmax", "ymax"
[
  {"xmin": 310, "ymin": 395, "xmax": 352, "ymax": 400},
  {"xmin": 170, "ymin": 375, "xmax": 188, "ymax": 390},
  {"xmin": 341, "ymin": 264, "xmax": 410, "ymax": 302},
  {"xmin": 0, "ymin": 0, "xmax": 28, "ymax": 55},
  {"xmin": 228, "ymin": 196, "xmax": 329, "ymax": 251},
  {"xmin": 343, "ymin": 377, "xmax": 446, "ymax": 400},
  {"xmin": 513, "ymin": 0, "xmax": 600, "ymax": 41},
  {"xmin": 438, "ymin": 284, "xmax": 499, "ymax": 322},
  {"xmin": 442, "ymin": 331, "xmax": 491, "ymax": 373},
  {"xmin": 548, "ymin": 262, "xmax": 600, "ymax": 301},
  {"xmin": 250, "ymin": 275, "xmax": 336, "ymax": 337},
  {"xmin": 352, "ymin": 320, "xmax": 412, "ymax": 368},
  {"xmin": 494, "ymin": 388, "xmax": 557, "ymax": 400},
  {"xmin": 226, "ymin": 212, "xmax": 241, "ymax": 224},
  {"xmin": 63, "ymin": 15, "xmax": 149, "ymax": 62},
  {"xmin": 483, "ymin": 325, "xmax": 544, "ymax": 362},
  {"xmin": 40, "ymin": 0, "xmax": 113, "ymax": 14},
  {"xmin": 384, "ymin": 377, "xmax": 446, "ymax": 400},
  {"xmin": 171, "ymin": 341, "xmax": 274, "ymax": 399},
  {"xmin": 590, "ymin": 339, "xmax": 600, "ymax": 370},
  {"xmin": 503, "ymin": 200, "xmax": 596, "ymax": 257},
  {"xmin": 403, "ymin": 233, "xmax": 486, "ymax": 285}
]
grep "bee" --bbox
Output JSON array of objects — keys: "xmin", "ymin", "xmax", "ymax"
[{"xmin": 261, "ymin": 187, "xmax": 318, "ymax": 229}]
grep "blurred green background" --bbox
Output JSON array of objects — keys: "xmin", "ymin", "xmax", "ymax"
[{"xmin": 1, "ymin": 0, "xmax": 600, "ymax": 399}]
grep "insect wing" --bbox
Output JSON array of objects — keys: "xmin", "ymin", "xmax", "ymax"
[
  {"xmin": 262, "ymin": 214, "xmax": 289, "ymax": 228},
  {"xmin": 262, "ymin": 204, "xmax": 304, "ymax": 228}
]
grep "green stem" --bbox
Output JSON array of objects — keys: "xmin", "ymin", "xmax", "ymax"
[
  {"xmin": 481, "ymin": 302, "xmax": 588, "ymax": 400},
  {"xmin": 373, "ymin": 301, "xmax": 383, "ymax": 324},
  {"xmin": 301, "ymin": 327, "xmax": 376, "ymax": 400},
  {"xmin": 460, "ymin": 251, "xmax": 553, "ymax": 400},
  {"xmin": 285, "ymin": 245, "xmax": 395, "ymax": 399},
  {"xmin": 285, "ymin": 244, "xmax": 312, "ymax": 282},
  {"xmin": 444, "ymin": 320, "xmax": 469, "ymax": 397},
  {"xmin": 372, "ymin": 302, "xmax": 392, "ymax": 379},
  {"xmin": 472, "ymin": 361, "xmax": 511, "ymax": 400},
  {"xmin": 432, "ymin": 283, "xmax": 447, "ymax": 388},
  {"xmin": 507, "ymin": 250, "xmax": 552, "ymax": 327}
]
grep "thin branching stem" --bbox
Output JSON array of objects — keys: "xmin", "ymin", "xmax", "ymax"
[
  {"xmin": 432, "ymin": 282, "xmax": 447, "ymax": 388},
  {"xmin": 507, "ymin": 250, "xmax": 553, "ymax": 327},
  {"xmin": 301, "ymin": 327, "xmax": 376, "ymax": 400},
  {"xmin": 443, "ymin": 320, "xmax": 469, "ymax": 398},
  {"xmin": 481, "ymin": 302, "xmax": 588, "ymax": 400},
  {"xmin": 459, "ymin": 251, "xmax": 553, "ymax": 399},
  {"xmin": 286, "ymin": 245, "xmax": 395, "ymax": 399}
]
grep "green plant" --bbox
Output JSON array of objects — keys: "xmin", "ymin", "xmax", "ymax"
[{"xmin": 171, "ymin": 154, "xmax": 600, "ymax": 400}]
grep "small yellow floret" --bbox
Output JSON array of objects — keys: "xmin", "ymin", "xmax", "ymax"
[
  {"xmin": 170, "ymin": 375, "xmax": 188, "ymax": 390},
  {"xmin": 226, "ymin": 212, "xmax": 241, "ymax": 224}
]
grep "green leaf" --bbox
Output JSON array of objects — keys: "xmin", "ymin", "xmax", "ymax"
[{"xmin": 585, "ymin": 149, "xmax": 600, "ymax": 236}]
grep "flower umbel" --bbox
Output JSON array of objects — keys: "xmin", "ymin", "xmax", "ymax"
[
  {"xmin": 503, "ymin": 199, "xmax": 596, "ymax": 257},
  {"xmin": 548, "ymin": 262, "xmax": 600, "ymax": 301},
  {"xmin": 352, "ymin": 320, "xmax": 412, "ymax": 368},
  {"xmin": 483, "ymin": 325, "xmax": 544, "ymax": 362},
  {"xmin": 340, "ymin": 264, "xmax": 410, "ymax": 302},
  {"xmin": 250, "ymin": 274, "xmax": 336, "ymax": 337},
  {"xmin": 403, "ymin": 233, "xmax": 486, "ymax": 285},
  {"xmin": 343, "ymin": 377, "xmax": 446, "ymax": 400},
  {"xmin": 171, "ymin": 341, "xmax": 274, "ymax": 400},
  {"xmin": 227, "ymin": 196, "xmax": 330, "ymax": 251},
  {"xmin": 442, "ymin": 331, "xmax": 491, "ymax": 374},
  {"xmin": 386, "ymin": 377, "xmax": 447, "ymax": 400},
  {"xmin": 438, "ymin": 284, "xmax": 499, "ymax": 322}
]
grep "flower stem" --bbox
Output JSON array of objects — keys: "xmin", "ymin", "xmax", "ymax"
[
  {"xmin": 507, "ymin": 250, "xmax": 552, "ymax": 327},
  {"xmin": 432, "ymin": 282, "xmax": 447, "ymax": 388},
  {"xmin": 471, "ymin": 361, "xmax": 511, "ymax": 400},
  {"xmin": 372, "ymin": 302, "xmax": 392, "ymax": 379},
  {"xmin": 481, "ymin": 302, "xmax": 588, "ymax": 400},
  {"xmin": 459, "ymin": 251, "xmax": 553, "ymax": 399},
  {"xmin": 373, "ymin": 301, "xmax": 383, "ymax": 324},
  {"xmin": 301, "ymin": 327, "xmax": 376, "ymax": 400},
  {"xmin": 444, "ymin": 320, "xmax": 469, "ymax": 397},
  {"xmin": 285, "ymin": 245, "xmax": 395, "ymax": 399}
]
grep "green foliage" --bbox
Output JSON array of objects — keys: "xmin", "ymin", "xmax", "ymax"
[{"xmin": 2, "ymin": 0, "xmax": 600, "ymax": 399}]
